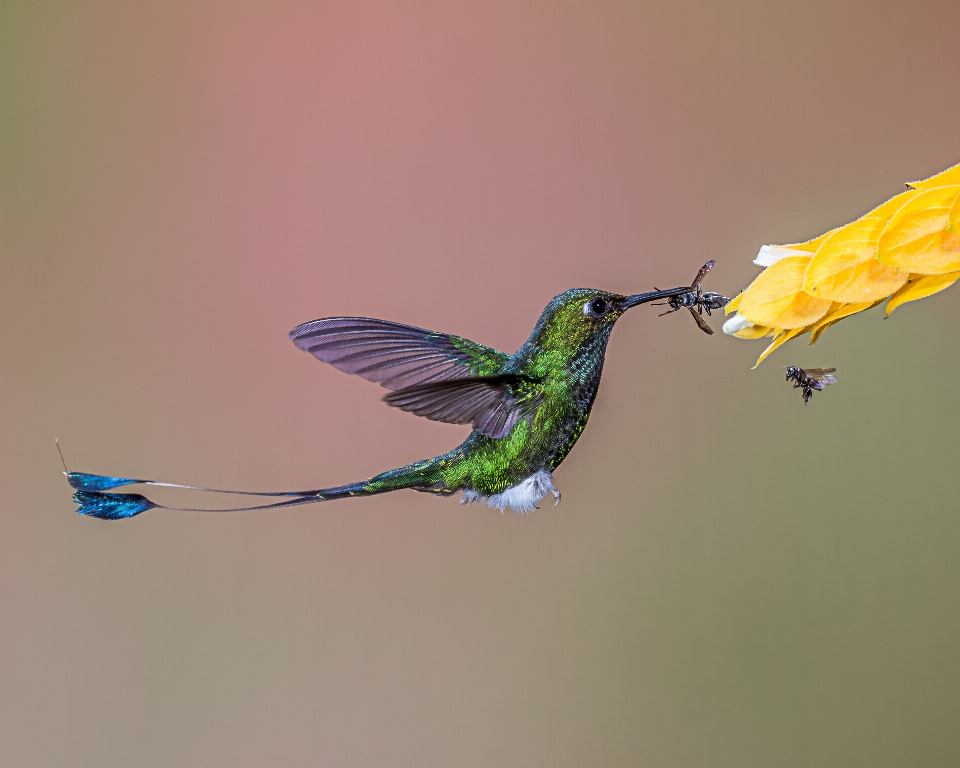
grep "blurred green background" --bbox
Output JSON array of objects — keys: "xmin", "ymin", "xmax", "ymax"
[{"xmin": 3, "ymin": 2, "xmax": 960, "ymax": 766}]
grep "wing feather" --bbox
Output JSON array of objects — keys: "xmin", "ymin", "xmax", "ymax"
[
  {"xmin": 289, "ymin": 317, "xmax": 509, "ymax": 390},
  {"xmin": 382, "ymin": 375, "xmax": 536, "ymax": 439}
]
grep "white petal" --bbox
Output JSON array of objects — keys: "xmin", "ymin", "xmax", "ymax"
[
  {"xmin": 754, "ymin": 245, "xmax": 812, "ymax": 267},
  {"xmin": 723, "ymin": 314, "xmax": 755, "ymax": 335}
]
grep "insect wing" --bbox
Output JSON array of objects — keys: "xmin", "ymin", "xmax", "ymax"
[
  {"xmin": 803, "ymin": 367, "xmax": 837, "ymax": 386},
  {"xmin": 688, "ymin": 307, "xmax": 714, "ymax": 335},
  {"xmin": 691, "ymin": 260, "xmax": 715, "ymax": 288}
]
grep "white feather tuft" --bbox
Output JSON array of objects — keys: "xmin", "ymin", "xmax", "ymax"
[{"xmin": 460, "ymin": 470, "xmax": 560, "ymax": 514}]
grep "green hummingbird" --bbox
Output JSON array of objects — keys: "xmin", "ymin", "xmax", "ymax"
[{"xmin": 68, "ymin": 283, "xmax": 694, "ymax": 517}]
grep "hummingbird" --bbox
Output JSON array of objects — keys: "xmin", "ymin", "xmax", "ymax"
[{"xmin": 68, "ymin": 282, "xmax": 695, "ymax": 518}]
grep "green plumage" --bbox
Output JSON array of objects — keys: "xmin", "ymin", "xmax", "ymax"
[{"xmin": 346, "ymin": 290, "xmax": 653, "ymax": 508}]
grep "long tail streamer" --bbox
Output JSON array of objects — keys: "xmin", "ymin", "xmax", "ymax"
[
  {"xmin": 66, "ymin": 470, "xmax": 326, "ymax": 497},
  {"xmin": 58, "ymin": 442, "xmax": 369, "ymax": 520},
  {"xmin": 71, "ymin": 487, "xmax": 360, "ymax": 520}
]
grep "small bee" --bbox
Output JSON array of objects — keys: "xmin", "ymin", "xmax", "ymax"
[
  {"xmin": 656, "ymin": 260, "xmax": 732, "ymax": 335},
  {"xmin": 785, "ymin": 366, "xmax": 837, "ymax": 405}
]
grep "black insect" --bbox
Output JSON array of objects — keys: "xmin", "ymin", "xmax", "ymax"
[
  {"xmin": 785, "ymin": 366, "xmax": 837, "ymax": 405},
  {"xmin": 656, "ymin": 260, "xmax": 732, "ymax": 335}
]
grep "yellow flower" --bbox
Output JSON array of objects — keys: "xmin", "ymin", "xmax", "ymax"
[
  {"xmin": 723, "ymin": 161, "xmax": 960, "ymax": 366},
  {"xmin": 736, "ymin": 255, "xmax": 833, "ymax": 329},
  {"xmin": 877, "ymin": 185, "xmax": 960, "ymax": 274},
  {"xmin": 802, "ymin": 192, "xmax": 913, "ymax": 303}
]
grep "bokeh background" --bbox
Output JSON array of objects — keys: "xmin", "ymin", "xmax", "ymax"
[{"xmin": 3, "ymin": 2, "xmax": 960, "ymax": 766}]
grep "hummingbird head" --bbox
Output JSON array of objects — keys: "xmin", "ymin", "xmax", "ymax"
[{"xmin": 527, "ymin": 286, "xmax": 691, "ymax": 353}]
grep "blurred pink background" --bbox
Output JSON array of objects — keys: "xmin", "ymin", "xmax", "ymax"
[{"xmin": 3, "ymin": 2, "xmax": 960, "ymax": 766}]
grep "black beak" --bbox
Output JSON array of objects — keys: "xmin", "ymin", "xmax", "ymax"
[{"xmin": 621, "ymin": 286, "xmax": 691, "ymax": 309}]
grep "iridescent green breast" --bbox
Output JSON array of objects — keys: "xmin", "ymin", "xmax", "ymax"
[{"xmin": 432, "ymin": 327, "xmax": 610, "ymax": 496}]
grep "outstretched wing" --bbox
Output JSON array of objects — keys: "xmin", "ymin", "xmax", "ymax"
[
  {"xmin": 289, "ymin": 318, "xmax": 509, "ymax": 390},
  {"xmin": 804, "ymin": 367, "xmax": 837, "ymax": 388},
  {"xmin": 687, "ymin": 307, "xmax": 714, "ymax": 335},
  {"xmin": 383, "ymin": 375, "xmax": 539, "ymax": 439},
  {"xmin": 691, "ymin": 260, "xmax": 715, "ymax": 288}
]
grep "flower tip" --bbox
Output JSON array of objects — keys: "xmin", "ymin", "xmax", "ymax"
[
  {"xmin": 754, "ymin": 245, "xmax": 815, "ymax": 268},
  {"xmin": 722, "ymin": 315, "xmax": 754, "ymax": 335}
]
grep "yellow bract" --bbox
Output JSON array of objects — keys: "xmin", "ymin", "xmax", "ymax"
[
  {"xmin": 724, "ymin": 292, "xmax": 742, "ymax": 314},
  {"xmin": 907, "ymin": 162, "xmax": 960, "ymax": 190},
  {"xmin": 736, "ymin": 255, "xmax": 832, "ymax": 329},
  {"xmin": 877, "ymin": 185, "xmax": 960, "ymax": 274},
  {"xmin": 782, "ymin": 231, "xmax": 836, "ymax": 253},
  {"xmin": 729, "ymin": 322, "xmax": 772, "ymax": 340},
  {"xmin": 808, "ymin": 300, "xmax": 881, "ymax": 343},
  {"xmin": 754, "ymin": 327, "xmax": 807, "ymax": 367},
  {"xmin": 885, "ymin": 271, "xmax": 960, "ymax": 315},
  {"xmin": 802, "ymin": 193, "xmax": 912, "ymax": 303}
]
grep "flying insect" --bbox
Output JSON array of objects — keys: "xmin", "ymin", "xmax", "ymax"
[{"xmin": 785, "ymin": 366, "xmax": 837, "ymax": 405}]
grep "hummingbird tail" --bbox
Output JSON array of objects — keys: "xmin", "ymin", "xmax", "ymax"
[
  {"xmin": 69, "ymin": 461, "xmax": 446, "ymax": 520},
  {"xmin": 66, "ymin": 470, "xmax": 326, "ymax": 497},
  {"xmin": 71, "ymin": 483, "xmax": 367, "ymax": 519}
]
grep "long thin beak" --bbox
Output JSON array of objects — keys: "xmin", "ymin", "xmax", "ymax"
[{"xmin": 622, "ymin": 286, "xmax": 691, "ymax": 309}]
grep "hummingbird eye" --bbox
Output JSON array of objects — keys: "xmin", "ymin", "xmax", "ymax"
[
  {"xmin": 584, "ymin": 298, "xmax": 608, "ymax": 317},
  {"xmin": 583, "ymin": 299, "xmax": 608, "ymax": 317}
]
